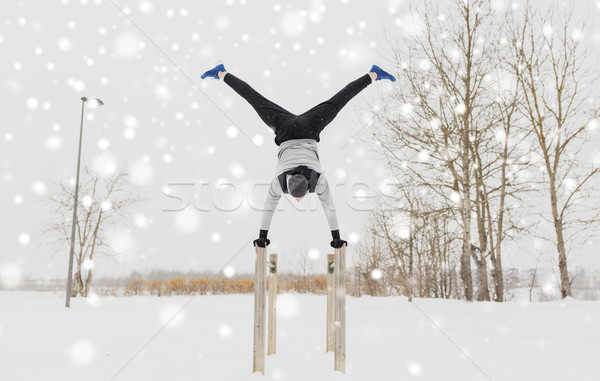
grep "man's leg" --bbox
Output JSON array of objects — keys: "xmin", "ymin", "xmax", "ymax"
[
  {"xmin": 222, "ymin": 73, "xmax": 294, "ymax": 132},
  {"xmin": 298, "ymin": 73, "xmax": 374, "ymax": 135}
]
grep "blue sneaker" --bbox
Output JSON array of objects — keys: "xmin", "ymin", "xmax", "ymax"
[
  {"xmin": 201, "ymin": 63, "xmax": 227, "ymax": 80},
  {"xmin": 370, "ymin": 64, "xmax": 396, "ymax": 82}
]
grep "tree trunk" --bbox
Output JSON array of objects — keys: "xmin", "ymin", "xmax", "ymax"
[
  {"xmin": 461, "ymin": 195, "xmax": 474, "ymax": 301},
  {"xmin": 549, "ymin": 179, "xmax": 571, "ymax": 298},
  {"xmin": 84, "ymin": 269, "xmax": 93, "ymax": 297},
  {"xmin": 73, "ymin": 269, "xmax": 84, "ymax": 297},
  {"xmin": 475, "ymin": 256, "xmax": 490, "ymax": 301},
  {"xmin": 491, "ymin": 237, "xmax": 504, "ymax": 302},
  {"xmin": 554, "ymin": 218, "xmax": 571, "ymax": 298},
  {"xmin": 474, "ymin": 180, "xmax": 491, "ymax": 301},
  {"xmin": 408, "ymin": 236, "xmax": 414, "ymax": 302},
  {"xmin": 460, "ymin": 241, "xmax": 473, "ymax": 301}
]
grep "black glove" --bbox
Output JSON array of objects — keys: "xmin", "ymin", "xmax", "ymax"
[
  {"xmin": 330, "ymin": 230, "xmax": 347, "ymax": 249},
  {"xmin": 253, "ymin": 229, "xmax": 270, "ymax": 248}
]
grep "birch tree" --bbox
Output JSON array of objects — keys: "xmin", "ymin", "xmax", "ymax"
[
  {"xmin": 372, "ymin": 0, "xmax": 524, "ymax": 300},
  {"xmin": 508, "ymin": 5, "xmax": 600, "ymax": 298}
]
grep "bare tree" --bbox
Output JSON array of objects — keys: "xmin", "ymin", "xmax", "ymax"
[
  {"xmin": 528, "ymin": 253, "xmax": 542, "ymax": 302},
  {"xmin": 358, "ymin": 178, "xmax": 460, "ymax": 300},
  {"xmin": 508, "ymin": 5, "xmax": 600, "ymax": 298},
  {"xmin": 371, "ymin": 0, "xmax": 533, "ymax": 300},
  {"xmin": 355, "ymin": 220, "xmax": 388, "ymax": 296},
  {"xmin": 44, "ymin": 166, "xmax": 142, "ymax": 297}
]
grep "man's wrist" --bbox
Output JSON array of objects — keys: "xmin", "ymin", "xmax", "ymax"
[
  {"xmin": 259, "ymin": 229, "xmax": 268, "ymax": 238},
  {"xmin": 331, "ymin": 230, "xmax": 340, "ymax": 240}
]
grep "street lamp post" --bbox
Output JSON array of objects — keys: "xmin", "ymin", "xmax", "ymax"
[{"xmin": 65, "ymin": 96, "xmax": 104, "ymax": 308}]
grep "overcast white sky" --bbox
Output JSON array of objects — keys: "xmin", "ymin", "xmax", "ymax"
[{"xmin": 1, "ymin": 0, "xmax": 599, "ymax": 282}]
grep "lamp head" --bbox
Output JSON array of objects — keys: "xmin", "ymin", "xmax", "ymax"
[{"xmin": 82, "ymin": 97, "xmax": 104, "ymax": 108}]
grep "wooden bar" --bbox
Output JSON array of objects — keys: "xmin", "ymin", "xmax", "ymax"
[
  {"xmin": 334, "ymin": 244, "xmax": 346, "ymax": 374},
  {"xmin": 326, "ymin": 253, "xmax": 335, "ymax": 352},
  {"xmin": 267, "ymin": 253, "xmax": 278, "ymax": 355},
  {"xmin": 253, "ymin": 245, "xmax": 267, "ymax": 374}
]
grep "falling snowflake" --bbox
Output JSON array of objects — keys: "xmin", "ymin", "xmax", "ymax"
[
  {"xmin": 371, "ymin": 269, "xmax": 383, "ymax": 280},
  {"xmin": 334, "ymin": 168, "xmax": 346, "ymax": 181},
  {"xmin": 396, "ymin": 15, "xmax": 425, "ymax": 37},
  {"xmin": 214, "ymin": 15, "xmax": 230, "ymax": 30},
  {"xmin": 72, "ymin": 80, "xmax": 85, "ymax": 92},
  {"xmin": 280, "ymin": 11, "xmax": 305, "ymax": 36},
  {"xmin": 129, "ymin": 158, "xmax": 154, "ymax": 185},
  {"xmin": 26, "ymin": 97, "xmax": 39, "ymax": 109},
  {"xmin": 223, "ymin": 266, "xmax": 235, "ymax": 278},
  {"xmin": 407, "ymin": 361, "xmax": 423, "ymax": 377},
  {"xmin": 123, "ymin": 129, "xmax": 135, "ymax": 140},
  {"xmin": 308, "ymin": 248, "xmax": 320, "ymax": 260},
  {"xmin": 82, "ymin": 195, "xmax": 93, "ymax": 208},
  {"xmin": 31, "ymin": 180, "xmax": 48, "ymax": 196},
  {"xmin": 348, "ymin": 232, "xmax": 360, "ymax": 243},
  {"xmin": 401, "ymin": 103, "xmax": 413, "ymax": 116},
  {"xmin": 226, "ymin": 126, "xmax": 239, "ymax": 138},
  {"xmin": 277, "ymin": 294, "xmax": 300, "ymax": 319},
  {"xmin": 133, "ymin": 214, "xmax": 151, "ymax": 229},
  {"xmin": 159, "ymin": 304, "xmax": 186, "ymax": 329},
  {"xmin": 46, "ymin": 135, "xmax": 63, "ymax": 151},
  {"xmin": 570, "ymin": 29, "xmax": 584, "ymax": 41},
  {"xmin": 86, "ymin": 291, "xmax": 100, "ymax": 307},
  {"xmin": 0, "ymin": 264, "xmax": 22, "ymax": 289},
  {"xmin": 138, "ymin": 0, "xmax": 153, "ymax": 14},
  {"xmin": 18, "ymin": 233, "xmax": 31, "ymax": 245},
  {"xmin": 229, "ymin": 163, "xmax": 245, "ymax": 178},
  {"xmin": 564, "ymin": 178, "xmax": 577, "ymax": 192},
  {"xmin": 417, "ymin": 150, "xmax": 430, "ymax": 162},
  {"xmin": 82, "ymin": 259, "xmax": 94, "ymax": 271},
  {"xmin": 174, "ymin": 208, "xmax": 201, "ymax": 233},
  {"xmin": 101, "ymin": 200, "xmax": 112, "ymax": 211},
  {"xmin": 217, "ymin": 324, "xmax": 234, "ymax": 339},
  {"xmin": 252, "ymin": 135, "xmax": 264, "ymax": 146},
  {"xmin": 450, "ymin": 191, "xmax": 461, "ymax": 203},
  {"xmin": 65, "ymin": 340, "xmax": 96, "ymax": 366},
  {"xmin": 155, "ymin": 83, "xmax": 172, "ymax": 102},
  {"xmin": 114, "ymin": 33, "xmax": 142, "ymax": 58},
  {"xmin": 57, "ymin": 36, "xmax": 72, "ymax": 52},
  {"xmin": 97, "ymin": 138, "xmax": 110, "ymax": 150},
  {"xmin": 96, "ymin": 152, "xmax": 118, "ymax": 177}
]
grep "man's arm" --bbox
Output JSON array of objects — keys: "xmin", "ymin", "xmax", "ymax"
[
  {"xmin": 316, "ymin": 174, "xmax": 339, "ymax": 230},
  {"xmin": 316, "ymin": 175, "xmax": 346, "ymax": 248},
  {"xmin": 260, "ymin": 177, "xmax": 283, "ymax": 230},
  {"xmin": 255, "ymin": 178, "xmax": 283, "ymax": 248}
]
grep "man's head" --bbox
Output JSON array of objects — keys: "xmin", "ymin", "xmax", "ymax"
[{"xmin": 288, "ymin": 173, "xmax": 308, "ymax": 201}]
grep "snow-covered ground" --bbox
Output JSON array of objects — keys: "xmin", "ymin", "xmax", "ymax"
[{"xmin": 1, "ymin": 292, "xmax": 599, "ymax": 381}]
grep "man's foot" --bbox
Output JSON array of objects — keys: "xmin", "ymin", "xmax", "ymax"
[
  {"xmin": 369, "ymin": 64, "xmax": 396, "ymax": 82},
  {"xmin": 201, "ymin": 63, "xmax": 227, "ymax": 79}
]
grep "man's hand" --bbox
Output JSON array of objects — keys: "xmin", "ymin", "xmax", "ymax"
[
  {"xmin": 254, "ymin": 237, "xmax": 270, "ymax": 248},
  {"xmin": 330, "ymin": 230, "xmax": 347, "ymax": 249},
  {"xmin": 330, "ymin": 239, "xmax": 347, "ymax": 249},
  {"xmin": 253, "ymin": 229, "xmax": 270, "ymax": 248}
]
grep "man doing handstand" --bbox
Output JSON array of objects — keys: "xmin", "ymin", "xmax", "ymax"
[{"xmin": 200, "ymin": 63, "xmax": 396, "ymax": 248}]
